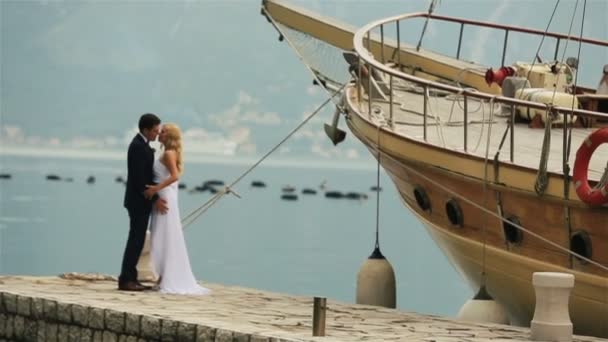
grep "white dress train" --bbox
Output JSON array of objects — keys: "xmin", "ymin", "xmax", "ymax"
[{"xmin": 150, "ymin": 158, "xmax": 210, "ymax": 295}]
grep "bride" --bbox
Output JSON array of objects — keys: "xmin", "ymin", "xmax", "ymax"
[{"xmin": 144, "ymin": 123, "xmax": 210, "ymax": 295}]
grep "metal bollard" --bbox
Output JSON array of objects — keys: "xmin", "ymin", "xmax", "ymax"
[{"xmin": 313, "ymin": 297, "xmax": 326, "ymax": 336}]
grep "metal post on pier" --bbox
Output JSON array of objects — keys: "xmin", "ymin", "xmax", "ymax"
[{"xmin": 313, "ymin": 297, "xmax": 327, "ymax": 336}]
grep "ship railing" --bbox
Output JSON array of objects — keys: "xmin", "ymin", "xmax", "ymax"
[
  {"xmin": 427, "ymin": 13, "xmax": 606, "ymax": 66},
  {"xmin": 352, "ymin": 12, "xmax": 608, "ymax": 163}
]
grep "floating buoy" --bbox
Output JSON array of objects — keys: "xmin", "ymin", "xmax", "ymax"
[
  {"xmin": 178, "ymin": 183, "xmax": 187, "ymax": 190},
  {"xmin": 0, "ymin": 173, "xmax": 11, "ymax": 179},
  {"xmin": 325, "ymin": 191, "xmax": 344, "ymax": 199},
  {"xmin": 192, "ymin": 184, "xmax": 218, "ymax": 193},
  {"xmin": 281, "ymin": 193, "xmax": 298, "ymax": 201},
  {"xmin": 46, "ymin": 174, "xmax": 61, "ymax": 181},
  {"xmin": 204, "ymin": 179, "xmax": 224, "ymax": 187},
  {"xmin": 370, "ymin": 186, "xmax": 382, "ymax": 192},
  {"xmin": 86, "ymin": 176, "xmax": 95, "ymax": 184},
  {"xmin": 115, "ymin": 176, "xmax": 125, "ymax": 183},
  {"xmin": 302, "ymin": 188, "xmax": 317, "ymax": 195},
  {"xmin": 282, "ymin": 185, "xmax": 296, "ymax": 193},
  {"xmin": 251, "ymin": 180, "xmax": 266, "ymax": 188},
  {"xmin": 457, "ymin": 285, "xmax": 509, "ymax": 325},
  {"xmin": 356, "ymin": 247, "xmax": 396, "ymax": 308},
  {"xmin": 345, "ymin": 192, "xmax": 363, "ymax": 200}
]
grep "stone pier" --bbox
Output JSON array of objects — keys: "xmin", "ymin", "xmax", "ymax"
[{"xmin": 0, "ymin": 275, "xmax": 605, "ymax": 341}]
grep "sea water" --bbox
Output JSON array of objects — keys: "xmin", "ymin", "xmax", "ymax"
[{"xmin": 0, "ymin": 153, "xmax": 471, "ymax": 317}]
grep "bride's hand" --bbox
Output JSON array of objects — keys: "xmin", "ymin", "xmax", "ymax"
[{"xmin": 144, "ymin": 185, "xmax": 158, "ymax": 199}]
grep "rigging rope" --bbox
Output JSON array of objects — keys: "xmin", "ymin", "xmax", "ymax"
[
  {"xmin": 182, "ymin": 85, "xmax": 345, "ymax": 229},
  {"xmin": 527, "ymin": 0, "xmax": 567, "ymax": 197},
  {"xmin": 263, "ymin": 8, "xmax": 349, "ymax": 95},
  {"xmin": 374, "ymin": 125, "xmax": 384, "ymax": 250},
  {"xmin": 568, "ymin": 0, "xmax": 587, "ymax": 161},
  {"xmin": 480, "ymin": 96, "xmax": 497, "ymax": 285},
  {"xmin": 416, "ymin": 0, "xmax": 440, "ymax": 51},
  {"xmin": 598, "ymin": 162, "xmax": 608, "ymax": 193},
  {"xmin": 534, "ymin": 108, "xmax": 553, "ymax": 196},
  {"xmin": 182, "ymin": 9, "xmax": 356, "ymax": 228},
  {"xmin": 519, "ymin": 0, "xmax": 561, "ymax": 98}
]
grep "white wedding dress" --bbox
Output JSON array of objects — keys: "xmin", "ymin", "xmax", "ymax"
[{"xmin": 150, "ymin": 157, "xmax": 210, "ymax": 295}]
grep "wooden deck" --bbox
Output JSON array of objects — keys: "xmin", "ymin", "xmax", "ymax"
[{"xmin": 356, "ymin": 73, "xmax": 606, "ymax": 182}]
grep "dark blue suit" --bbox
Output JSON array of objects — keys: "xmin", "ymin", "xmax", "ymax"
[{"xmin": 119, "ymin": 134, "xmax": 158, "ymax": 284}]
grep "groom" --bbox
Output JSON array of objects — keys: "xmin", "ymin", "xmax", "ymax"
[{"xmin": 119, "ymin": 113, "xmax": 168, "ymax": 291}]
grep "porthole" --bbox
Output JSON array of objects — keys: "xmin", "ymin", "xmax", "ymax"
[
  {"xmin": 445, "ymin": 198, "xmax": 463, "ymax": 227},
  {"xmin": 503, "ymin": 216, "xmax": 523, "ymax": 244},
  {"xmin": 571, "ymin": 230, "xmax": 592, "ymax": 262},
  {"xmin": 413, "ymin": 186, "xmax": 431, "ymax": 212}
]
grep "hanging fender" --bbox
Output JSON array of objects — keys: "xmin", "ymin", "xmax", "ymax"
[
  {"xmin": 573, "ymin": 127, "xmax": 608, "ymax": 206},
  {"xmin": 323, "ymin": 96, "xmax": 347, "ymax": 146}
]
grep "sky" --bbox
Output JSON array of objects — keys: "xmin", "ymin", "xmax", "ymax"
[{"xmin": 1, "ymin": 0, "xmax": 606, "ymax": 165}]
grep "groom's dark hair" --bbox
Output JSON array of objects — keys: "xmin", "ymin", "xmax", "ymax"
[{"xmin": 138, "ymin": 113, "xmax": 161, "ymax": 132}]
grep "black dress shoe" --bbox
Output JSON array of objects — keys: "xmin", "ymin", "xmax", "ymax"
[
  {"xmin": 136, "ymin": 282, "xmax": 153, "ymax": 291},
  {"xmin": 118, "ymin": 281, "xmax": 145, "ymax": 292}
]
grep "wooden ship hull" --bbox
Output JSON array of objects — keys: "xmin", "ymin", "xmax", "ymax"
[
  {"xmin": 344, "ymin": 100, "xmax": 608, "ymax": 337},
  {"xmin": 262, "ymin": 0, "xmax": 608, "ymax": 337}
]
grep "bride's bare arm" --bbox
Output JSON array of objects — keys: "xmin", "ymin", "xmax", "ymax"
[{"xmin": 145, "ymin": 151, "xmax": 179, "ymax": 197}]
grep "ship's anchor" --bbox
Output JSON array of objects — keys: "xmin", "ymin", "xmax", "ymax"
[{"xmin": 324, "ymin": 105, "xmax": 347, "ymax": 145}]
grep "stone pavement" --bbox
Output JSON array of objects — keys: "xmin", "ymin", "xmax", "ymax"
[{"xmin": 0, "ymin": 275, "xmax": 605, "ymax": 341}]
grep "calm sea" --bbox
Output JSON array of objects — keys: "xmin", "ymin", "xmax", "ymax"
[{"xmin": 0, "ymin": 154, "xmax": 470, "ymax": 316}]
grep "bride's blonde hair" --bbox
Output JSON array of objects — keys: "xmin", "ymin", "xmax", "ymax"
[{"xmin": 162, "ymin": 123, "xmax": 183, "ymax": 174}]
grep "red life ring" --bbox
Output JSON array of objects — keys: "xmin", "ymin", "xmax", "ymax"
[{"xmin": 573, "ymin": 128, "xmax": 608, "ymax": 206}]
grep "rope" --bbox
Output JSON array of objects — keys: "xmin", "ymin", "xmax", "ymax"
[
  {"xmin": 493, "ymin": 120, "xmax": 511, "ymax": 163},
  {"xmin": 424, "ymin": 86, "xmax": 447, "ymax": 147},
  {"xmin": 181, "ymin": 186, "xmax": 234, "ymax": 229},
  {"xmin": 262, "ymin": 7, "xmax": 346, "ymax": 110},
  {"xmin": 549, "ymin": 0, "xmax": 579, "ymax": 106},
  {"xmin": 534, "ymin": 108, "xmax": 553, "ymax": 196},
  {"xmin": 352, "ymin": 126, "xmax": 608, "ymax": 272},
  {"xmin": 567, "ymin": 0, "xmax": 587, "ymax": 161},
  {"xmin": 572, "ymin": 0, "xmax": 586, "ymax": 98},
  {"xmin": 480, "ymin": 97, "xmax": 497, "ymax": 284},
  {"xmin": 596, "ymin": 162, "xmax": 608, "ymax": 192},
  {"xmin": 182, "ymin": 9, "xmax": 352, "ymax": 228},
  {"xmin": 519, "ymin": 0, "xmax": 561, "ymax": 95},
  {"xmin": 416, "ymin": 0, "xmax": 440, "ymax": 51},
  {"xmin": 181, "ymin": 86, "xmax": 345, "ymax": 229},
  {"xmin": 374, "ymin": 124, "xmax": 385, "ymax": 250}
]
